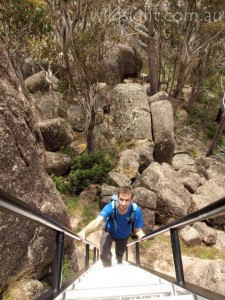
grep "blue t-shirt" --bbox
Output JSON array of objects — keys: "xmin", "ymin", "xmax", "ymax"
[{"xmin": 100, "ymin": 203, "xmax": 144, "ymax": 239}]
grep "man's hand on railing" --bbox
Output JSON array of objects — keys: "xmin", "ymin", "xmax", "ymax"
[
  {"xmin": 135, "ymin": 228, "xmax": 145, "ymax": 241},
  {"xmin": 77, "ymin": 230, "xmax": 86, "ymax": 242}
]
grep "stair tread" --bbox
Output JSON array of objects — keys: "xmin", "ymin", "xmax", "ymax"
[
  {"xmin": 75, "ymin": 262, "xmax": 166, "ymax": 290},
  {"xmin": 66, "ymin": 295, "xmax": 194, "ymax": 300},
  {"xmin": 55, "ymin": 261, "xmax": 195, "ymax": 300},
  {"xmin": 66, "ymin": 283, "xmax": 174, "ymax": 299}
]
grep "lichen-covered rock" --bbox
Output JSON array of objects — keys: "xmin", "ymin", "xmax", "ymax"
[
  {"xmin": 133, "ymin": 162, "xmax": 194, "ymax": 224},
  {"xmin": 98, "ymin": 44, "xmax": 142, "ymax": 84},
  {"xmin": 151, "ymin": 100, "xmax": 175, "ymax": 165},
  {"xmin": 45, "ymin": 151, "xmax": 72, "ymax": 176},
  {"xmin": 111, "ymin": 83, "xmax": 152, "ymax": 141},
  {"xmin": 25, "ymin": 71, "xmax": 50, "ymax": 93},
  {"xmin": 193, "ymin": 222, "xmax": 217, "ymax": 245},
  {"xmin": 106, "ymin": 171, "xmax": 131, "ymax": 187},
  {"xmin": 38, "ymin": 118, "xmax": 74, "ymax": 151},
  {"xmin": 0, "ymin": 40, "xmax": 75, "ymax": 287},
  {"xmin": 115, "ymin": 150, "xmax": 140, "ymax": 180},
  {"xmin": 180, "ymin": 225, "xmax": 201, "ymax": 246}
]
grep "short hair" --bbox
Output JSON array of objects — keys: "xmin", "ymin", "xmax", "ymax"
[{"xmin": 118, "ymin": 186, "xmax": 133, "ymax": 199}]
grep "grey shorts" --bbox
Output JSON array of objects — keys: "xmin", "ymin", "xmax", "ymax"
[{"xmin": 100, "ymin": 230, "xmax": 129, "ymax": 265}]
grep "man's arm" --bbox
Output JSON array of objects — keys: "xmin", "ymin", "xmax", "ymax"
[{"xmin": 78, "ymin": 215, "xmax": 104, "ymax": 240}]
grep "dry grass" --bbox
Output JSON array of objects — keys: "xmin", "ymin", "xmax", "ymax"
[{"xmin": 1, "ymin": 269, "xmax": 35, "ymax": 300}]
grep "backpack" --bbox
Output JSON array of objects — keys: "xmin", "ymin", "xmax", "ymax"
[{"xmin": 105, "ymin": 194, "xmax": 138, "ymax": 233}]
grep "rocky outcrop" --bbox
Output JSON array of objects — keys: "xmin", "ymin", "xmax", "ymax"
[
  {"xmin": 132, "ymin": 140, "xmax": 154, "ymax": 173},
  {"xmin": 172, "ymin": 153, "xmax": 195, "ymax": 170},
  {"xmin": 184, "ymin": 258, "xmax": 225, "ymax": 296},
  {"xmin": 151, "ymin": 100, "xmax": 175, "ymax": 165},
  {"xmin": 38, "ymin": 118, "xmax": 74, "ymax": 151},
  {"xmin": 98, "ymin": 44, "xmax": 142, "ymax": 84},
  {"xmin": 133, "ymin": 187, "xmax": 157, "ymax": 231},
  {"xmin": 66, "ymin": 103, "xmax": 86, "ymax": 132},
  {"xmin": 32, "ymin": 90, "xmax": 66, "ymax": 120},
  {"xmin": 45, "ymin": 151, "xmax": 72, "ymax": 176},
  {"xmin": 133, "ymin": 162, "xmax": 194, "ymax": 224},
  {"xmin": 114, "ymin": 150, "xmax": 140, "ymax": 180},
  {"xmin": 106, "ymin": 171, "xmax": 131, "ymax": 187},
  {"xmin": 148, "ymin": 91, "xmax": 169, "ymax": 103},
  {"xmin": 180, "ymin": 225, "xmax": 201, "ymax": 246},
  {"xmin": 25, "ymin": 71, "xmax": 51, "ymax": 93},
  {"xmin": 193, "ymin": 222, "xmax": 217, "ymax": 245},
  {"xmin": 110, "ymin": 83, "xmax": 152, "ymax": 141},
  {"xmin": 0, "ymin": 41, "xmax": 75, "ymax": 287}
]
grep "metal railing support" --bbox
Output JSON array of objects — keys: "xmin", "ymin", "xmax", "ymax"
[
  {"xmin": 52, "ymin": 231, "xmax": 64, "ymax": 292},
  {"xmin": 170, "ymin": 228, "xmax": 184, "ymax": 286},
  {"xmin": 97, "ymin": 249, "xmax": 99, "ymax": 260},
  {"xmin": 125, "ymin": 246, "xmax": 128, "ymax": 261},
  {"xmin": 93, "ymin": 247, "xmax": 97, "ymax": 263},
  {"xmin": 135, "ymin": 242, "xmax": 140, "ymax": 266},
  {"xmin": 85, "ymin": 243, "xmax": 90, "ymax": 270}
]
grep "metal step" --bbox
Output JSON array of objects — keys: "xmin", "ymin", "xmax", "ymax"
[
  {"xmin": 55, "ymin": 261, "xmax": 195, "ymax": 300},
  {"xmin": 65, "ymin": 283, "xmax": 174, "ymax": 299}
]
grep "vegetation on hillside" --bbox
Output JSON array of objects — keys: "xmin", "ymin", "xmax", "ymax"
[
  {"xmin": 0, "ymin": 0, "xmax": 224, "ymax": 154},
  {"xmin": 52, "ymin": 151, "xmax": 114, "ymax": 195}
]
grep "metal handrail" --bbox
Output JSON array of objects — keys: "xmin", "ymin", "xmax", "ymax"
[
  {"xmin": 126, "ymin": 196, "xmax": 225, "ymax": 290},
  {"xmin": 0, "ymin": 187, "xmax": 99, "ymax": 295},
  {"xmin": 127, "ymin": 196, "xmax": 225, "ymax": 246}
]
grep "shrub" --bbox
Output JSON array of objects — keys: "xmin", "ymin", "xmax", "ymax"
[
  {"xmin": 68, "ymin": 152, "xmax": 114, "ymax": 194},
  {"xmin": 51, "ymin": 175, "xmax": 70, "ymax": 194},
  {"xmin": 52, "ymin": 152, "xmax": 114, "ymax": 195}
]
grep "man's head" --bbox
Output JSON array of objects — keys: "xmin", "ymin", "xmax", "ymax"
[{"xmin": 118, "ymin": 186, "xmax": 133, "ymax": 213}]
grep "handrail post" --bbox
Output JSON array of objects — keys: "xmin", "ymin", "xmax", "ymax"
[
  {"xmin": 93, "ymin": 247, "xmax": 97, "ymax": 263},
  {"xmin": 85, "ymin": 243, "xmax": 90, "ymax": 270},
  {"xmin": 125, "ymin": 246, "xmax": 128, "ymax": 261},
  {"xmin": 135, "ymin": 242, "xmax": 140, "ymax": 267},
  {"xmin": 97, "ymin": 249, "xmax": 100, "ymax": 260},
  {"xmin": 52, "ymin": 231, "xmax": 64, "ymax": 292},
  {"xmin": 170, "ymin": 228, "xmax": 184, "ymax": 286}
]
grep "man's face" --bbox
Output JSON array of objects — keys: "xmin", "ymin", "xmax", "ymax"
[{"xmin": 118, "ymin": 192, "xmax": 132, "ymax": 213}]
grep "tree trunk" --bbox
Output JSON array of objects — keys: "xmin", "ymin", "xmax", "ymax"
[
  {"xmin": 146, "ymin": 13, "xmax": 158, "ymax": 96},
  {"xmin": 86, "ymin": 126, "xmax": 96, "ymax": 153},
  {"xmin": 173, "ymin": 58, "xmax": 188, "ymax": 99},
  {"xmin": 187, "ymin": 57, "xmax": 204, "ymax": 112},
  {"xmin": 206, "ymin": 114, "xmax": 225, "ymax": 156},
  {"xmin": 86, "ymin": 102, "xmax": 96, "ymax": 153}
]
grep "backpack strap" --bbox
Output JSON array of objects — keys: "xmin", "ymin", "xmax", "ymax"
[
  {"xmin": 128, "ymin": 202, "xmax": 137, "ymax": 233},
  {"xmin": 105, "ymin": 194, "xmax": 118, "ymax": 232}
]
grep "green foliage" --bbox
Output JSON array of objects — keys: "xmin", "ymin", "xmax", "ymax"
[
  {"xmin": 59, "ymin": 145, "xmax": 75, "ymax": 158},
  {"xmin": 0, "ymin": 1, "xmax": 52, "ymax": 42},
  {"xmin": 52, "ymin": 152, "xmax": 114, "ymax": 195},
  {"xmin": 190, "ymin": 147, "xmax": 203, "ymax": 160},
  {"xmin": 62, "ymin": 256, "xmax": 74, "ymax": 281},
  {"xmin": 51, "ymin": 175, "xmax": 70, "ymax": 195},
  {"xmin": 68, "ymin": 152, "xmax": 114, "ymax": 194}
]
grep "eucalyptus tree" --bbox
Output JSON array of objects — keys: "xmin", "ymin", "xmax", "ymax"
[
  {"xmin": 0, "ymin": 0, "xmax": 122, "ymax": 153},
  {"xmin": 46, "ymin": 0, "xmax": 124, "ymax": 153}
]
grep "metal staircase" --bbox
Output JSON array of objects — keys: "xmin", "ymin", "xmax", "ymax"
[
  {"xmin": 55, "ymin": 260, "xmax": 197, "ymax": 300},
  {"xmin": 1, "ymin": 189, "xmax": 224, "ymax": 300}
]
